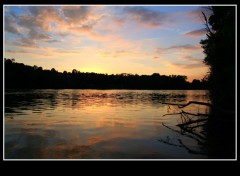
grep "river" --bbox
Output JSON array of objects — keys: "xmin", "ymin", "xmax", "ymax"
[{"xmin": 4, "ymin": 89, "xmax": 210, "ymax": 159}]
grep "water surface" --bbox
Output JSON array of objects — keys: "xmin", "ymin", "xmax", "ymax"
[{"xmin": 4, "ymin": 89, "xmax": 210, "ymax": 159}]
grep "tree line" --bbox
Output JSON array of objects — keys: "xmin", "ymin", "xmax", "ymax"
[{"xmin": 4, "ymin": 58, "xmax": 207, "ymax": 90}]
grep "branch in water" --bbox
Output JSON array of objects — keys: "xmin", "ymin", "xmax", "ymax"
[
  {"xmin": 178, "ymin": 139, "xmax": 207, "ymax": 155},
  {"xmin": 162, "ymin": 123, "xmax": 205, "ymax": 145},
  {"xmin": 162, "ymin": 101, "xmax": 235, "ymax": 114},
  {"xmin": 158, "ymin": 127, "xmax": 207, "ymax": 155},
  {"xmin": 162, "ymin": 101, "xmax": 213, "ymax": 108},
  {"xmin": 177, "ymin": 118, "xmax": 208, "ymax": 127},
  {"xmin": 162, "ymin": 112, "xmax": 182, "ymax": 117},
  {"xmin": 181, "ymin": 110, "xmax": 210, "ymax": 117},
  {"xmin": 162, "ymin": 110, "xmax": 210, "ymax": 117}
]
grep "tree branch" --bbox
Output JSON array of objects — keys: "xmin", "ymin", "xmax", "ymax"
[
  {"xmin": 162, "ymin": 101, "xmax": 235, "ymax": 115},
  {"xmin": 202, "ymin": 11, "xmax": 213, "ymax": 35},
  {"xmin": 177, "ymin": 118, "xmax": 208, "ymax": 127},
  {"xmin": 162, "ymin": 123, "xmax": 205, "ymax": 145}
]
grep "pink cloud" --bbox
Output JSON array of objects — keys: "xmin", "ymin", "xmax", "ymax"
[
  {"xmin": 179, "ymin": 56, "xmax": 203, "ymax": 63},
  {"xmin": 5, "ymin": 6, "xmax": 107, "ymax": 48},
  {"xmin": 157, "ymin": 44, "xmax": 202, "ymax": 55},
  {"xmin": 184, "ymin": 28, "xmax": 206, "ymax": 37}
]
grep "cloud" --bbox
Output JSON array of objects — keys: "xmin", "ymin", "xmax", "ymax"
[
  {"xmin": 168, "ymin": 44, "xmax": 200, "ymax": 51},
  {"xmin": 180, "ymin": 56, "xmax": 203, "ymax": 63},
  {"xmin": 61, "ymin": 6, "xmax": 90, "ymax": 24},
  {"xmin": 170, "ymin": 62, "xmax": 206, "ymax": 69},
  {"xmin": 6, "ymin": 49, "xmax": 31, "ymax": 54},
  {"xmin": 5, "ymin": 7, "xmax": 63, "ymax": 47},
  {"xmin": 5, "ymin": 15, "xmax": 20, "ymax": 34},
  {"xmin": 153, "ymin": 56, "xmax": 159, "ymax": 60},
  {"xmin": 157, "ymin": 44, "xmax": 202, "ymax": 55},
  {"xmin": 6, "ymin": 49, "xmax": 51, "ymax": 56},
  {"xmin": 184, "ymin": 28, "xmax": 206, "ymax": 37},
  {"xmin": 55, "ymin": 49, "xmax": 82, "ymax": 55},
  {"xmin": 100, "ymin": 49, "xmax": 141, "ymax": 58},
  {"xmin": 27, "ymin": 6, "xmax": 64, "ymax": 31},
  {"xmin": 184, "ymin": 8, "xmax": 203, "ymax": 23},
  {"xmin": 168, "ymin": 55, "xmax": 205, "ymax": 69},
  {"xmin": 123, "ymin": 7, "xmax": 168, "ymax": 27},
  {"xmin": 183, "ymin": 7, "xmax": 212, "ymax": 24},
  {"xmin": 4, "ymin": 6, "xmax": 110, "ymax": 48}
]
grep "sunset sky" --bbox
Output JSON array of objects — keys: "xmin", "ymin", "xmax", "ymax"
[{"xmin": 4, "ymin": 5, "xmax": 210, "ymax": 81}]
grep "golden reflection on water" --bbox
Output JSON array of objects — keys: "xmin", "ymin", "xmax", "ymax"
[{"xmin": 5, "ymin": 89, "xmax": 209, "ymax": 159}]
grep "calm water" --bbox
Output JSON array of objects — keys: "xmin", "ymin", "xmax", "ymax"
[{"xmin": 4, "ymin": 89, "xmax": 210, "ymax": 159}]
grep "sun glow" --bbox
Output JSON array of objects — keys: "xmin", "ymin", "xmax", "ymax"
[{"xmin": 4, "ymin": 5, "xmax": 209, "ymax": 81}]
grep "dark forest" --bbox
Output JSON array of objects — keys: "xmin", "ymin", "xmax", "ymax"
[{"xmin": 4, "ymin": 58, "xmax": 207, "ymax": 90}]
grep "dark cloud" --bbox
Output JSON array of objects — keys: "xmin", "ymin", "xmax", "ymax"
[
  {"xmin": 123, "ymin": 7, "xmax": 168, "ymax": 27},
  {"xmin": 28, "ymin": 29, "xmax": 50, "ymax": 40},
  {"xmin": 5, "ymin": 7, "xmax": 62, "ymax": 47},
  {"xmin": 5, "ymin": 15, "xmax": 20, "ymax": 34},
  {"xmin": 184, "ymin": 28, "xmax": 206, "ymax": 37},
  {"xmin": 61, "ymin": 6, "xmax": 90, "ymax": 23},
  {"xmin": 28, "ymin": 6, "xmax": 57, "ymax": 17},
  {"xmin": 13, "ymin": 37, "xmax": 59, "ymax": 48},
  {"xmin": 18, "ymin": 15, "xmax": 38, "ymax": 28}
]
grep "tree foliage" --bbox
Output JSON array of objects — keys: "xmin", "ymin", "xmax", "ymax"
[{"xmin": 200, "ymin": 6, "xmax": 235, "ymax": 110}]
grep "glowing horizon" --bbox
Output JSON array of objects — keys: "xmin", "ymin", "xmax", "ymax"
[{"xmin": 4, "ymin": 5, "xmax": 210, "ymax": 82}]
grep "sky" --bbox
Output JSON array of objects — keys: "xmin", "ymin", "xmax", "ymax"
[{"xmin": 4, "ymin": 5, "xmax": 211, "ymax": 82}]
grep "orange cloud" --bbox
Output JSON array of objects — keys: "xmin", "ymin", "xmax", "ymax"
[{"xmin": 5, "ymin": 6, "xmax": 108, "ymax": 48}]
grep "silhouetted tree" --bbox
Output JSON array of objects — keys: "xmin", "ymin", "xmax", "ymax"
[
  {"xmin": 72, "ymin": 69, "xmax": 78, "ymax": 74},
  {"xmin": 200, "ymin": 6, "xmax": 235, "ymax": 111},
  {"xmin": 199, "ymin": 6, "xmax": 235, "ymax": 159}
]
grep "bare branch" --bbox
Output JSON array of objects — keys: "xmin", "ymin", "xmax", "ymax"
[
  {"xmin": 162, "ymin": 101, "xmax": 235, "ymax": 115},
  {"xmin": 162, "ymin": 112, "xmax": 182, "ymax": 117},
  {"xmin": 202, "ymin": 11, "xmax": 213, "ymax": 35},
  {"xmin": 177, "ymin": 118, "xmax": 208, "ymax": 127},
  {"xmin": 162, "ymin": 123, "xmax": 205, "ymax": 145}
]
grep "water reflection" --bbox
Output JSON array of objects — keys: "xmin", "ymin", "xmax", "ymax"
[{"xmin": 5, "ymin": 89, "xmax": 209, "ymax": 159}]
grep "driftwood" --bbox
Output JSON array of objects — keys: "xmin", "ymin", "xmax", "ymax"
[
  {"xmin": 163, "ymin": 109, "xmax": 210, "ymax": 117},
  {"xmin": 162, "ymin": 101, "xmax": 213, "ymax": 108},
  {"xmin": 159, "ymin": 101, "xmax": 212, "ymax": 155},
  {"xmin": 160, "ymin": 100, "xmax": 234, "ymax": 155},
  {"xmin": 162, "ymin": 123, "xmax": 205, "ymax": 145},
  {"xmin": 162, "ymin": 101, "xmax": 234, "ymax": 115},
  {"xmin": 159, "ymin": 123, "xmax": 207, "ymax": 155},
  {"xmin": 177, "ymin": 118, "xmax": 208, "ymax": 127}
]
